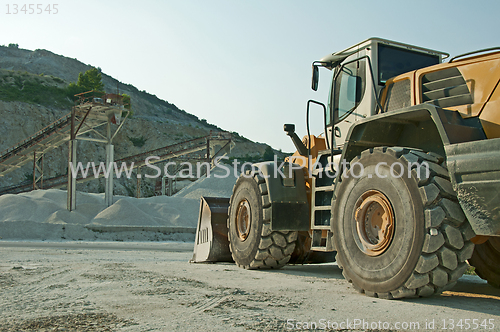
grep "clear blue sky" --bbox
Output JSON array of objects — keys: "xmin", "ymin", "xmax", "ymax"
[{"xmin": 1, "ymin": 0, "xmax": 498, "ymax": 152}]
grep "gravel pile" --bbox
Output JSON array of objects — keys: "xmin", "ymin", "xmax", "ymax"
[
  {"xmin": 0, "ymin": 167, "xmax": 241, "ymax": 241},
  {"xmin": 175, "ymin": 167, "xmax": 239, "ymax": 199}
]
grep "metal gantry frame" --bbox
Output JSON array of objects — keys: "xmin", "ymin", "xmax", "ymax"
[
  {"xmin": 32, "ymin": 151, "xmax": 44, "ymax": 190},
  {"xmin": 0, "ymin": 91, "xmax": 237, "ymax": 205},
  {"xmin": 0, "ymin": 90, "xmax": 129, "ymax": 210},
  {"xmin": 67, "ymin": 91, "xmax": 130, "ymax": 211},
  {"xmin": 133, "ymin": 132, "xmax": 233, "ymax": 198}
]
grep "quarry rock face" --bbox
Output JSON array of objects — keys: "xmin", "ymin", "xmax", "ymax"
[{"xmin": 0, "ymin": 46, "xmax": 272, "ymax": 197}]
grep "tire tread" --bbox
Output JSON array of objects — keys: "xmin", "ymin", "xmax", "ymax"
[
  {"xmin": 335, "ymin": 147, "xmax": 474, "ymax": 298},
  {"xmin": 228, "ymin": 174, "xmax": 297, "ymax": 269}
]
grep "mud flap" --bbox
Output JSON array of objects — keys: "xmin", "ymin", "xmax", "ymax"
[
  {"xmin": 446, "ymin": 138, "xmax": 500, "ymax": 236},
  {"xmin": 190, "ymin": 196, "xmax": 234, "ymax": 263}
]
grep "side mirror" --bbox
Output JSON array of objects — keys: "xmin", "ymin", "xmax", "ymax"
[
  {"xmin": 283, "ymin": 123, "xmax": 307, "ymax": 156},
  {"xmin": 283, "ymin": 123, "xmax": 295, "ymax": 135},
  {"xmin": 311, "ymin": 65, "xmax": 319, "ymax": 91}
]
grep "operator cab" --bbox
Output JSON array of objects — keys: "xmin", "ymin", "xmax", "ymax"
[{"xmin": 312, "ymin": 38, "xmax": 448, "ymax": 149}]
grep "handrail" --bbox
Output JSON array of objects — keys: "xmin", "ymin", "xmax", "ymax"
[{"xmin": 449, "ymin": 47, "xmax": 500, "ymax": 63}]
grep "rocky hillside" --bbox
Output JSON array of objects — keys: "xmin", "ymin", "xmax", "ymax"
[{"xmin": 0, "ymin": 45, "xmax": 281, "ymax": 197}]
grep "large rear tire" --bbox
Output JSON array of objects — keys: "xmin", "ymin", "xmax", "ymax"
[
  {"xmin": 228, "ymin": 173, "xmax": 297, "ymax": 269},
  {"xmin": 468, "ymin": 237, "xmax": 500, "ymax": 288},
  {"xmin": 333, "ymin": 147, "xmax": 474, "ymax": 299}
]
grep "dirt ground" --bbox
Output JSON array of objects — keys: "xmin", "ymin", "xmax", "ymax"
[{"xmin": 0, "ymin": 241, "xmax": 499, "ymax": 331}]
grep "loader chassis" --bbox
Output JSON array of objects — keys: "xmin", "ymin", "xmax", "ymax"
[{"xmin": 193, "ymin": 38, "xmax": 500, "ymax": 298}]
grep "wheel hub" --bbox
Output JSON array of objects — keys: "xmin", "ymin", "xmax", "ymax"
[
  {"xmin": 236, "ymin": 199, "xmax": 251, "ymax": 241},
  {"xmin": 354, "ymin": 190, "xmax": 394, "ymax": 256}
]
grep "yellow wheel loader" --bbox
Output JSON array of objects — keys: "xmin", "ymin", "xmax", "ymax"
[{"xmin": 191, "ymin": 38, "xmax": 500, "ymax": 299}]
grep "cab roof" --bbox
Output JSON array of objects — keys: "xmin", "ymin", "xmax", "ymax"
[{"xmin": 319, "ymin": 37, "xmax": 449, "ymax": 69}]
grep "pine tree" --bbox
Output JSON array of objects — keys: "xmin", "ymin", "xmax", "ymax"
[{"xmin": 77, "ymin": 67, "xmax": 104, "ymax": 92}]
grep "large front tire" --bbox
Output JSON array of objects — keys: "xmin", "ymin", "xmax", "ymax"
[
  {"xmin": 228, "ymin": 173, "xmax": 297, "ymax": 269},
  {"xmin": 333, "ymin": 147, "xmax": 474, "ymax": 299}
]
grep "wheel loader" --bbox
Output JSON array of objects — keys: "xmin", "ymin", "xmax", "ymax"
[{"xmin": 191, "ymin": 38, "xmax": 500, "ymax": 299}]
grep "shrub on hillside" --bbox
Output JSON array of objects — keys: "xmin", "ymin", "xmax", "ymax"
[{"xmin": 128, "ymin": 136, "xmax": 147, "ymax": 148}]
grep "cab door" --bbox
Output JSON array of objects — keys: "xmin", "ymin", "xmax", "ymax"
[{"xmin": 330, "ymin": 57, "xmax": 367, "ymax": 148}]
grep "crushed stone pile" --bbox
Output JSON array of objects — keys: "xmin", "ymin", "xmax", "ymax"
[
  {"xmin": 0, "ymin": 167, "xmax": 240, "ymax": 241},
  {"xmin": 174, "ymin": 167, "xmax": 238, "ymax": 199}
]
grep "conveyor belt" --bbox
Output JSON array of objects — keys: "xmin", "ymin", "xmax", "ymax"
[
  {"xmin": 0, "ymin": 131, "xmax": 232, "ymax": 195},
  {"xmin": 0, "ymin": 100, "xmax": 122, "ymax": 177}
]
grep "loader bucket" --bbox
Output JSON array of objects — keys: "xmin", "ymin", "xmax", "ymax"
[{"xmin": 190, "ymin": 196, "xmax": 234, "ymax": 263}]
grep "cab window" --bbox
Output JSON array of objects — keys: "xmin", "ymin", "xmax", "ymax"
[
  {"xmin": 329, "ymin": 59, "xmax": 366, "ymax": 125},
  {"xmin": 378, "ymin": 44, "xmax": 439, "ymax": 84}
]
